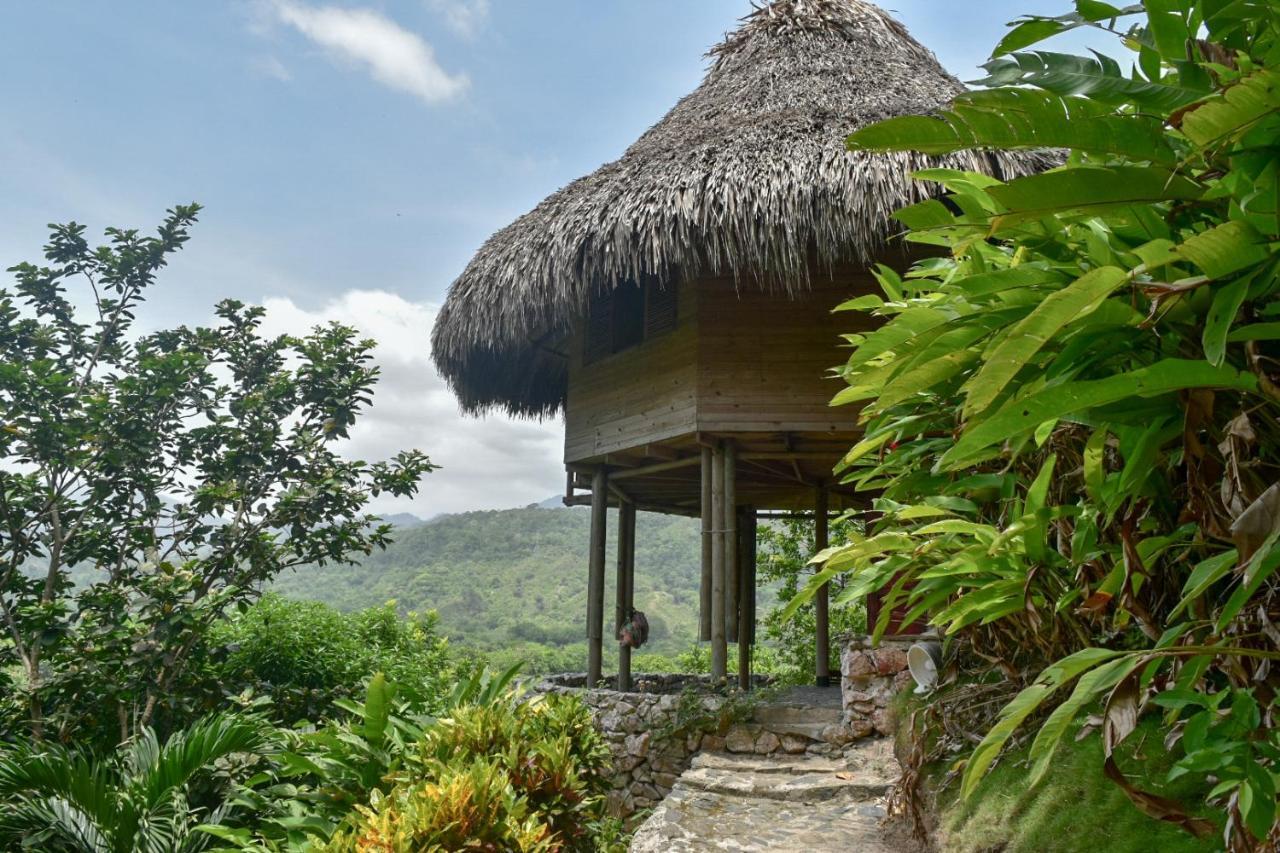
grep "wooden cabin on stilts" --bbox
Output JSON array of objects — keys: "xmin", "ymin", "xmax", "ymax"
[{"xmin": 431, "ymin": 0, "xmax": 1047, "ymax": 690}]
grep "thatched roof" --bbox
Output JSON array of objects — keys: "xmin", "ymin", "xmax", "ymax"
[{"xmin": 432, "ymin": 0, "xmax": 1049, "ymax": 418}]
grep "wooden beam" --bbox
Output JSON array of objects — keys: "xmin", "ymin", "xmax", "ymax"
[
  {"xmin": 611, "ymin": 455, "xmax": 700, "ymax": 481},
  {"xmin": 586, "ymin": 467, "xmax": 609, "ymax": 686},
  {"xmin": 814, "ymin": 483, "xmax": 831, "ymax": 688},
  {"xmin": 710, "ymin": 442, "xmax": 727, "ymax": 682},
  {"xmin": 724, "ymin": 440, "xmax": 738, "ymax": 645},
  {"xmin": 699, "ymin": 446, "xmax": 712, "ymax": 642},
  {"xmin": 616, "ymin": 501, "xmax": 636, "ymax": 692}
]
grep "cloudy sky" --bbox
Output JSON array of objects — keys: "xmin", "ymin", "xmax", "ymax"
[{"xmin": 0, "ymin": 1, "xmax": 1118, "ymax": 518}]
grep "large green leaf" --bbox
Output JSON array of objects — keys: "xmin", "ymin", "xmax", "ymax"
[
  {"xmin": 1175, "ymin": 221, "xmax": 1272, "ymax": 279},
  {"xmin": 979, "ymin": 51, "xmax": 1210, "ymax": 111},
  {"xmin": 943, "ymin": 360, "xmax": 1258, "ymax": 469},
  {"xmin": 951, "ymin": 266, "xmax": 1068, "ymax": 298},
  {"xmin": 1180, "ymin": 68, "xmax": 1280, "ymax": 148},
  {"xmin": 848, "ymin": 89, "xmax": 1175, "ymax": 164},
  {"xmin": 1203, "ymin": 274, "xmax": 1251, "ymax": 365},
  {"xmin": 992, "ymin": 5, "xmax": 1144, "ymax": 56},
  {"xmin": 961, "ymin": 267, "xmax": 1128, "ymax": 419},
  {"xmin": 987, "ymin": 168, "xmax": 1204, "ymax": 229}
]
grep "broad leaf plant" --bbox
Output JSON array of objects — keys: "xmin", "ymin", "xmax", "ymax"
[{"xmin": 789, "ymin": 1, "xmax": 1280, "ymax": 846}]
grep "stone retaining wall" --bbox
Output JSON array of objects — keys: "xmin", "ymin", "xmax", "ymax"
[
  {"xmin": 840, "ymin": 636, "xmax": 916, "ymax": 737},
  {"xmin": 532, "ymin": 674, "xmax": 753, "ymax": 819}
]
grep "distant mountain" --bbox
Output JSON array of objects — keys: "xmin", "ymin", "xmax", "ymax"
[
  {"xmin": 270, "ymin": 504, "xmax": 704, "ymax": 665},
  {"xmin": 379, "ymin": 512, "xmax": 430, "ymax": 528}
]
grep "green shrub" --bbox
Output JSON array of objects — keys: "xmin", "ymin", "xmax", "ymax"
[{"xmin": 209, "ymin": 595, "xmax": 453, "ymax": 723}]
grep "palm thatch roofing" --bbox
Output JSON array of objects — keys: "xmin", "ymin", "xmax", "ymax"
[{"xmin": 432, "ymin": 0, "xmax": 1049, "ymax": 418}]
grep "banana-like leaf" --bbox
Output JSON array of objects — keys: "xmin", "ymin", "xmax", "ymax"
[
  {"xmin": 943, "ymin": 359, "xmax": 1257, "ymax": 469},
  {"xmin": 1180, "ymin": 68, "xmax": 1280, "ymax": 148},
  {"xmin": 961, "ymin": 267, "xmax": 1128, "ymax": 419},
  {"xmin": 1175, "ymin": 220, "xmax": 1271, "ymax": 279},
  {"xmin": 992, "ymin": 5, "xmax": 1144, "ymax": 56},
  {"xmin": 987, "ymin": 167, "xmax": 1204, "ymax": 230},
  {"xmin": 952, "ymin": 266, "xmax": 1068, "ymax": 298},
  {"xmin": 848, "ymin": 89, "xmax": 1176, "ymax": 164},
  {"xmin": 979, "ymin": 51, "xmax": 1210, "ymax": 111}
]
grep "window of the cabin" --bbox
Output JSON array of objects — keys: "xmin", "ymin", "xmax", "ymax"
[{"xmin": 584, "ymin": 278, "xmax": 678, "ymax": 364}]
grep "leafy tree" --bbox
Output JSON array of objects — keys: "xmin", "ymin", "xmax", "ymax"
[
  {"xmin": 0, "ymin": 206, "xmax": 434, "ymax": 747},
  {"xmin": 790, "ymin": 1, "xmax": 1280, "ymax": 846}
]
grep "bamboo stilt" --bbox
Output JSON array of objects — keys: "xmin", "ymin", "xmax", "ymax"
[
  {"xmin": 814, "ymin": 483, "xmax": 831, "ymax": 687},
  {"xmin": 710, "ymin": 442, "xmax": 727, "ymax": 682},
  {"xmin": 616, "ymin": 501, "xmax": 636, "ymax": 692},
  {"xmin": 699, "ymin": 446, "xmax": 713, "ymax": 642},
  {"xmin": 724, "ymin": 440, "xmax": 738, "ymax": 645},
  {"xmin": 586, "ymin": 467, "xmax": 609, "ymax": 686},
  {"xmin": 737, "ymin": 505, "xmax": 757, "ymax": 691}
]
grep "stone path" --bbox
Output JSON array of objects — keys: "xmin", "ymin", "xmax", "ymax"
[{"xmin": 629, "ymin": 735, "xmax": 922, "ymax": 852}]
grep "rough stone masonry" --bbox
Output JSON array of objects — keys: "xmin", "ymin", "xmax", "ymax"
[{"xmin": 534, "ymin": 639, "xmax": 915, "ymax": 822}]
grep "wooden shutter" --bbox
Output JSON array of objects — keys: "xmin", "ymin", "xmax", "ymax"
[
  {"xmin": 584, "ymin": 289, "xmax": 613, "ymax": 364},
  {"xmin": 644, "ymin": 281, "xmax": 678, "ymax": 338}
]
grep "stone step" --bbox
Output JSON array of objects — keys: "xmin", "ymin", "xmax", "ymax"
[
  {"xmin": 691, "ymin": 751, "xmax": 849, "ymax": 775},
  {"xmin": 682, "ymin": 753, "xmax": 893, "ymax": 803}
]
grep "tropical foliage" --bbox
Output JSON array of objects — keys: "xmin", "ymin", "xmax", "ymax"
[
  {"xmin": 791, "ymin": 1, "xmax": 1280, "ymax": 847},
  {"xmin": 0, "ymin": 713, "xmax": 266, "ymax": 852}
]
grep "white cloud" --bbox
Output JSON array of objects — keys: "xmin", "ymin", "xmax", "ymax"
[
  {"xmin": 425, "ymin": 0, "xmax": 490, "ymax": 38},
  {"xmin": 270, "ymin": 1, "xmax": 468, "ymax": 104},
  {"xmin": 256, "ymin": 290, "xmax": 564, "ymax": 518}
]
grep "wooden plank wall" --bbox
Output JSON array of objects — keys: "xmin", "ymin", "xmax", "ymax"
[
  {"xmin": 695, "ymin": 268, "xmax": 879, "ymax": 434},
  {"xmin": 564, "ymin": 280, "xmax": 698, "ymax": 463},
  {"xmin": 563, "ymin": 264, "xmax": 883, "ymax": 463}
]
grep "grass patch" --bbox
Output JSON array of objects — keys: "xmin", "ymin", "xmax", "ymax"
[{"xmin": 935, "ymin": 718, "xmax": 1219, "ymax": 853}]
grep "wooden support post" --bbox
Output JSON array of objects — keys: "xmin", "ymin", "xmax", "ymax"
[
  {"xmin": 737, "ymin": 505, "xmax": 757, "ymax": 691},
  {"xmin": 814, "ymin": 483, "xmax": 831, "ymax": 687},
  {"xmin": 710, "ymin": 442, "xmax": 727, "ymax": 682},
  {"xmin": 724, "ymin": 440, "xmax": 738, "ymax": 646},
  {"xmin": 616, "ymin": 501, "xmax": 636, "ymax": 692},
  {"xmin": 586, "ymin": 467, "xmax": 609, "ymax": 686},
  {"xmin": 699, "ymin": 446, "xmax": 713, "ymax": 642}
]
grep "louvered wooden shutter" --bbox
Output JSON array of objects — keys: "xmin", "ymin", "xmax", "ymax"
[
  {"xmin": 645, "ymin": 282, "xmax": 677, "ymax": 338},
  {"xmin": 584, "ymin": 289, "xmax": 613, "ymax": 364}
]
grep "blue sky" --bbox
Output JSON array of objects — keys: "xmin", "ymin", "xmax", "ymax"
[{"xmin": 0, "ymin": 1, "xmax": 1121, "ymax": 517}]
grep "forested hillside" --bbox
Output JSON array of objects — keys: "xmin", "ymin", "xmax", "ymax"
[{"xmin": 269, "ymin": 504, "xmax": 704, "ymax": 670}]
